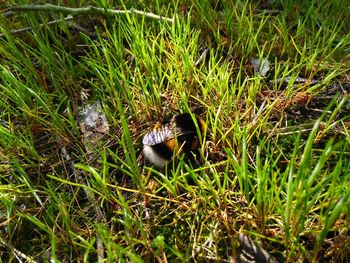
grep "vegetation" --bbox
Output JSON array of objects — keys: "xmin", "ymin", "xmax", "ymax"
[{"xmin": 1, "ymin": 0, "xmax": 349, "ymax": 262}]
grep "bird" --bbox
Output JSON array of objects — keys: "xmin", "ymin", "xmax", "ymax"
[{"xmin": 142, "ymin": 113, "xmax": 206, "ymax": 168}]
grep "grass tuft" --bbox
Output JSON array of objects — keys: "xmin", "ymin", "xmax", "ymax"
[{"xmin": 1, "ymin": 0, "xmax": 350, "ymax": 262}]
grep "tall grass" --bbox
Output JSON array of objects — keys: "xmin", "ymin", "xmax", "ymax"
[{"xmin": 1, "ymin": 0, "xmax": 349, "ymax": 262}]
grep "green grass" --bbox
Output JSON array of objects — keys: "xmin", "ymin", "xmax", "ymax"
[{"xmin": 1, "ymin": 0, "xmax": 350, "ymax": 262}]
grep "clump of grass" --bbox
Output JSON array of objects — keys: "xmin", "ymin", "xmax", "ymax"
[{"xmin": 1, "ymin": 0, "xmax": 350, "ymax": 262}]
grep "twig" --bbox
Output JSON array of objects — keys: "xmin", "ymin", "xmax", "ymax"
[
  {"xmin": 270, "ymin": 76, "xmax": 320, "ymax": 85},
  {"xmin": 9, "ymin": 3, "xmax": 174, "ymax": 23},
  {"xmin": 2, "ymin": 10, "xmax": 15, "ymax": 18},
  {"xmin": 61, "ymin": 146, "xmax": 105, "ymax": 262},
  {"xmin": 96, "ymin": 206, "xmax": 105, "ymax": 263},
  {"xmin": 0, "ymin": 238, "xmax": 39, "ymax": 263},
  {"xmin": 195, "ymin": 48, "xmax": 209, "ymax": 67},
  {"xmin": 0, "ymin": 15, "xmax": 74, "ymax": 38}
]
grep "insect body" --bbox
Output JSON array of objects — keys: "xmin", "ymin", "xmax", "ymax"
[{"xmin": 143, "ymin": 113, "xmax": 206, "ymax": 167}]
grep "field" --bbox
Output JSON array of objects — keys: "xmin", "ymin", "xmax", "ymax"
[{"xmin": 0, "ymin": 0, "xmax": 350, "ymax": 262}]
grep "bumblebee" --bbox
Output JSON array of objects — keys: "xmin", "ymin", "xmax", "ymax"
[{"xmin": 143, "ymin": 113, "xmax": 206, "ymax": 167}]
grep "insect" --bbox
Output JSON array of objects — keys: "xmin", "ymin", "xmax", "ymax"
[{"xmin": 142, "ymin": 113, "xmax": 206, "ymax": 167}]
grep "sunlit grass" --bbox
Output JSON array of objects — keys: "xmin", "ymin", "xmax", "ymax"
[{"xmin": 1, "ymin": 0, "xmax": 350, "ymax": 262}]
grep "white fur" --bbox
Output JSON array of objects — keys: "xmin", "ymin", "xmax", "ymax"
[{"xmin": 143, "ymin": 145, "xmax": 168, "ymax": 167}]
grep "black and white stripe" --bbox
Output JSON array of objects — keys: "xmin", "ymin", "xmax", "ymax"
[{"xmin": 142, "ymin": 125, "xmax": 175, "ymax": 146}]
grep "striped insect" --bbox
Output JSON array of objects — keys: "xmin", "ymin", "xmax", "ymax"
[{"xmin": 143, "ymin": 113, "xmax": 206, "ymax": 167}]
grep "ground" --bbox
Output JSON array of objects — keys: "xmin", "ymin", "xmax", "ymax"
[{"xmin": 0, "ymin": 0, "xmax": 349, "ymax": 262}]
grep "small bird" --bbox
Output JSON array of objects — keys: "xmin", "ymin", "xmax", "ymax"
[{"xmin": 142, "ymin": 113, "xmax": 206, "ymax": 167}]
